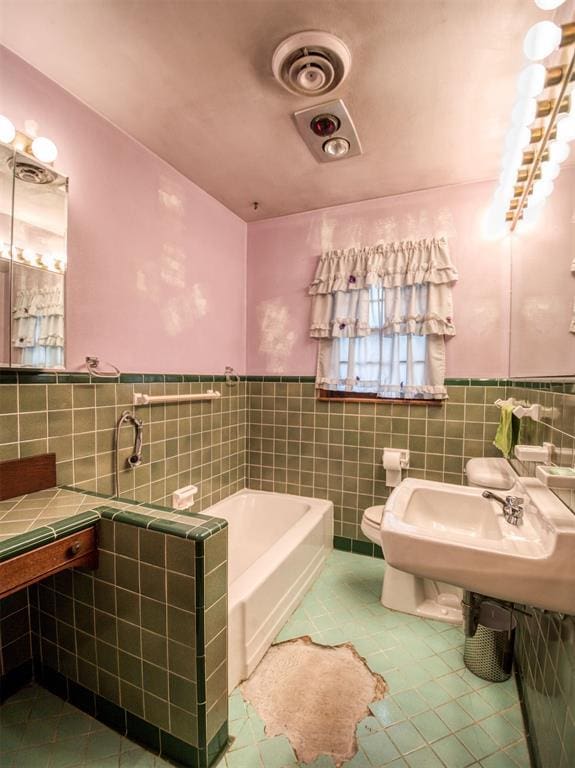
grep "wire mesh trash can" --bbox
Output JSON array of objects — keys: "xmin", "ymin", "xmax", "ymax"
[{"xmin": 463, "ymin": 601, "xmax": 516, "ymax": 682}]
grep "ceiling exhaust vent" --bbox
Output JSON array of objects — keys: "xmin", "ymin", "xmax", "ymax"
[{"xmin": 272, "ymin": 31, "xmax": 351, "ymax": 97}]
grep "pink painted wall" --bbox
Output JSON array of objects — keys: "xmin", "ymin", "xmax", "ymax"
[
  {"xmin": 246, "ymin": 181, "xmax": 511, "ymax": 377},
  {"xmin": 509, "ymin": 165, "xmax": 575, "ymax": 377},
  {"xmin": 1, "ymin": 46, "xmax": 247, "ymax": 374}
]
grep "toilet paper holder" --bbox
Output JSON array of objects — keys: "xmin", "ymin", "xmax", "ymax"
[{"xmin": 383, "ymin": 448, "xmax": 410, "ymax": 468}]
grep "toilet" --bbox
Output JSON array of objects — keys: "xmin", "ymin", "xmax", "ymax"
[{"xmin": 361, "ymin": 457, "xmax": 515, "ymax": 625}]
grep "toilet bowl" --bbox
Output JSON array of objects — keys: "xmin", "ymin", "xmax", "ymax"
[
  {"xmin": 360, "ymin": 457, "xmax": 515, "ymax": 625},
  {"xmin": 361, "ymin": 505, "xmax": 463, "ymax": 624}
]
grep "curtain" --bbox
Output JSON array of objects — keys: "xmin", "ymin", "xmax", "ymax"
[
  {"xmin": 309, "ymin": 237, "xmax": 458, "ymax": 399},
  {"xmin": 12, "ymin": 284, "xmax": 65, "ymax": 368}
]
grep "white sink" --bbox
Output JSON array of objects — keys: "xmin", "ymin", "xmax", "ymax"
[{"xmin": 381, "ymin": 477, "xmax": 575, "ymax": 615}]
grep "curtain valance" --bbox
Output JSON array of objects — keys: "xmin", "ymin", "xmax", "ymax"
[
  {"xmin": 309, "ymin": 237, "xmax": 457, "ymax": 340},
  {"xmin": 309, "ymin": 236, "xmax": 457, "ymax": 295}
]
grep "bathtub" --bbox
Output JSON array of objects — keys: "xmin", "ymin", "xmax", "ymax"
[{"xmin": 206, "ymin": 489, "xmax": 333, "ymax": 691}]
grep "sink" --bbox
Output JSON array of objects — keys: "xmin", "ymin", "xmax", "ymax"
[{"xmin": 381, "ymin": 477, "xmax": 575, "ymax": 615}]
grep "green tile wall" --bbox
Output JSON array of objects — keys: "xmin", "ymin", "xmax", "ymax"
[
  {"xmin": 247, "ymin": 380, "xmax": 504, "ymax": 542},
  {"xmin": 0, "ymin": 590, "xmax": 31, "ymax": 684},
  {"xmin": 506, "ymin": 383, "xmax": 575, "ymax": 768},
  {"xmin": 2, "ymin": 372, "xmax": 574, "ymax": 768},
  {"xmin": 25, "ymin": 517, "xmax": 228, "ymax": 766},
  {"xmin": 0, "ymin": 379, "xmax": 247, "ymax": 512}
]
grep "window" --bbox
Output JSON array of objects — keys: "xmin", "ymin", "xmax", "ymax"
[{"xmin": 309, "ymin": 237, "xmax": 457, "ymax": 402}]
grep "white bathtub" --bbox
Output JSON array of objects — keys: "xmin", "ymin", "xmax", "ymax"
[{"xmin": 206, "ymin": 489, "xmax": 333, "ymax": 691}]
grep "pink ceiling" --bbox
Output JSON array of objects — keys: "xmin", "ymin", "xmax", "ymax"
[{"xmin": 0, "ymin": 0, "xmax": 545, "ymax": 221}]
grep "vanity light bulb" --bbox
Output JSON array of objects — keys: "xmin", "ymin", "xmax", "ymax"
[
  {"xmin": 0, "ymin": 115, "xmax": 16, "ymax": 144},
  {"xmin": 523, "ymin": 201, "xmax": 545, "ymax": 225},
  {"xmin": 547, "ymin": 140, "xmax": 571, "ymax": 164},
  {"xmin": 505, "ymin": 125, "xmax": 531, "ymax": 152},
  {"xmin": 534, "ymin": 0, "xmax": 566, "ymax": 9},
  {"xmin": 532, "ymin": 179, "xmax": 554, "ymax": 201},
  {"xmin": 523, "ymin": 21, "xmax": 562, "ymax": 61},
  {"xmin": 539, "ymin": 160, "xmax": 560, "ymax": 181},
  {"xmin": 482, "ymin": 206, "xmax": 508, "ymax": 241},
  {"xmin": 516, "ymin": 64, "xmax": 546, "ymax": 98},
  {"xmin": 511, "ymin": 97, "xmax": 537, "ymax": 128},
  {"xmin": 556, "ymin": 115, "xmax": 575, "ymax": 142},
  {"xmin": 31, "ymin": 136, "xmax": 58, "ymax": 164}
]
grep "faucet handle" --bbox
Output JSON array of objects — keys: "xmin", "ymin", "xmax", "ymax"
[{"xmin": 506, "ymin": 496, "xmax": 524, "ymax": 506}]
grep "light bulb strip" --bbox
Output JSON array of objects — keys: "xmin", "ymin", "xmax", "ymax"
[
  {"xmin": 510, "ymin": 45, "xmax": 575, "ymax": 231},
  {"xmin": 0, "ymin": 242, "xmax": 66, "ymax": 274}
]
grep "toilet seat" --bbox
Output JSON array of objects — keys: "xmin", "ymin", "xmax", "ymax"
[{"xmin": 361, "ymin": 505, "xmax": 384, "ymax": 542}]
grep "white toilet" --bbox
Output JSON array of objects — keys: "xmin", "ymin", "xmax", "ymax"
[{"xmin": 361, "ymin": 457, "xmax": 514, "ymax": 624}]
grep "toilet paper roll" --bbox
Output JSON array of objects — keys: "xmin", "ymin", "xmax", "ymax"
[
  {"xmin": 386, "ymin": 470, "xmax": 402, "ymax": 487},
  {"xmin": 383, "ymin": 450, "xmax": 402, "ymax": 470}
]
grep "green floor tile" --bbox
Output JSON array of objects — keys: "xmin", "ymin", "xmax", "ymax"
[
  {"xmin": 456, "ymin": 724, "xmax": 499, "ymax": 761},
  {"xmin": 431, "ymin": 734, "xmax": 476, "ymax": 768},
  {"xmin": 386, "ymin": 721, "xmax": 426, "ymax": 755},
  {"xmin": 360, "ymin": 729, "xmax": 401, "ymax": 765},
  {"xmin": 479, "ymin": 714, "xmax": 521, "ymax": 748},
  {"xmin": 226, "ymin": 744, "xmax": 264, "ymax": 768},
  {"xmin": 457, "ymin": 692, "xmax": 496, "ymax": 722},
  {"xmin": 404, "ymin": 746, "xmax": 445, "ymax": 768},
  {"xmin": 480, "ymin": 751, "xmax": 519, "ymax": 768},
  {"xmin": 393, "ymin": 690, "xmax": 429, "ymax": 718},
  {"xmin": 342, "ymin": 746, "xmax": 371, "ymax": 768},
  {"xmin": 503, "ymin": 739, "xmax": 530, "ymax": 767},
  {"xmin": 369, "ymin": 699, "xmax": 405, "ymax": 727},
  {"xmin": 357, "ymin": 716, "xmax": 385, "ymax": 738},
  {"xmin": 436, "ymin": 672, "xmax": 473, "ymax": 699},
  {"xmin": 410, "ymin": 711, "xmax": 450, "ymax": 743},
  {"xmin": 436, "ymin": 698, "xmax": 476, "ymax": 732},
  {"xmin": 416, "ymin": 681, "xmax": 452, "ymax": 709},
  {"xmin": 258, "ymin": 735, "xmax": 297, "ymax": 768}
]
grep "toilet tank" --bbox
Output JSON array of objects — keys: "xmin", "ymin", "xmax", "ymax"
[{"xmin": 465, "ymin": 458, "xmax": 514, "ymax": 490}]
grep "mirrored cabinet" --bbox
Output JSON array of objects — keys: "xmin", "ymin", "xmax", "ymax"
[{"xmin": 0, "ymin": 145, "xmax": 68, "ymax": 369}]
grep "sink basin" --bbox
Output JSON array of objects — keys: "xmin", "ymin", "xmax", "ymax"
[{"xmin": 381, "ymin": 477, "xmax": 575, "ymax": 614}]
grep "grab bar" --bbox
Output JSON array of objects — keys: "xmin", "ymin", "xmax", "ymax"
[{"xmin": 133, "ymin": 390, "xmax": 221, "ymax": 406}]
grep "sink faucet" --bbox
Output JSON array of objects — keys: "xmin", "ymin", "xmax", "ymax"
[{"xmin": 482, "ymin": 490, "xmax": 524, "ymax": 526}]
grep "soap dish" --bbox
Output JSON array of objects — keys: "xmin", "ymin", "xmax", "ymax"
[{"xmin": 536, "ymin": 465, "xmax": 575, "ymax": 489}]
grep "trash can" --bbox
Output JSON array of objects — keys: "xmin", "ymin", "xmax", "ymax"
[{"xmin": 463, "ymin": 601, "xmax": 516, "ymax": 682}]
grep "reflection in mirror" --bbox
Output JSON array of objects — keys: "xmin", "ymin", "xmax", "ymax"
[
  {"xmin": 10, "ymin": 153, "xmax": 67, "ymax": 369},
  {"xmin": 0, "ymin": 144, "xmax": 14, "ymax": 367},
  {"xmin": 509, "ymin": 165, "xmax": 575, "ymax": 377}
]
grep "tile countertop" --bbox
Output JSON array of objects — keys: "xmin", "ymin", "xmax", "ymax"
[{"xmin": 0, "ymin": 486, "xmax": 228, "ymax": 563}]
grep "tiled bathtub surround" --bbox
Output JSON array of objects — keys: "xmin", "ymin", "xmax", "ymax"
[
  {"xmin": 247, "ymin": 378, "xmax": 504, "ymax": 547},
  {"xmin": 0, "ymin": 374, "xmax": 247, "ymax": 512}
]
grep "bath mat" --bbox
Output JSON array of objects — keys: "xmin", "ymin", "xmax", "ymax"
[{"xmin": 241, "ymin": 636, "xmax": 387, "ymax": 765}]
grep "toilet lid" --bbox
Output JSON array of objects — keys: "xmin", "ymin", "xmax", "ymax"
[{"xmin": 364, "ymin": 505, "xmax": 384, "ymax": 526}]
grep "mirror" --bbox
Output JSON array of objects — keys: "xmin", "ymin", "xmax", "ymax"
[
  {"xmin": 0, "ymin": 150, "xmax": 68, "ymax": 369},
  {"xmin": 509, "ymin": 164, "xmax": 575, "ymax": 377},
  {"xmin": 0, "ymin": 144, "xmax": 14, "ymax": 367}
]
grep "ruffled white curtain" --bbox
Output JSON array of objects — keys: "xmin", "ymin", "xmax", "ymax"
[
  {"xmin": 12, "ymin": 285, "xmax": 65, "ymax": 368},
  {"xmin": 309, "ymin": 237, "xmax": 458, "ymax": 399}
]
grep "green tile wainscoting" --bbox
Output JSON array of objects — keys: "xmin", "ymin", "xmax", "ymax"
[
  {"xmin": 0, "ymin": 500, "xmax": 229, "ymax": 768},
  {"xmin": 506, "ymin": 383, "xmax": 575, "ymax": 768},
  {"xmin": 1, "ymin": 370, "xmax": 575, "ymax": 768},
  {"xmin": 0, "ymin": 375, "xmax": 247, "ymax": 513}
]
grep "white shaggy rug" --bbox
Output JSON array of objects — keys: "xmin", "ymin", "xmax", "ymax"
[{"xmin": 241, "ymin": 636, "xmax": 387, "ymax": 765}]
